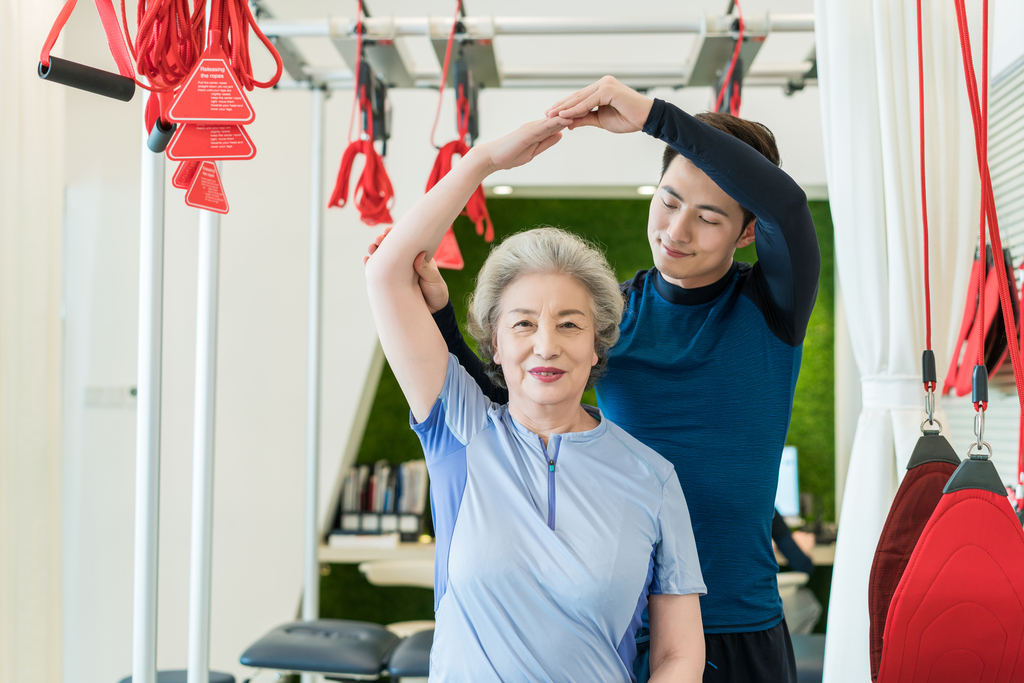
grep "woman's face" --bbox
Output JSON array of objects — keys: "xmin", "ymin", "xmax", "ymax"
[{"xmin": 493, "ymin": 272, "xmax": 599, "ymax": 412}]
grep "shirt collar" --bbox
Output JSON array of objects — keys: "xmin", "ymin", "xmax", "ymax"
[{"xmin": 653, "ymin": 262, "xmax": 739, "ymax": 305}]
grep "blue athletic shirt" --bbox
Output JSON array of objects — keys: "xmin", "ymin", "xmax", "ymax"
[
  {"xmin": 430, "ymin": 99, "xmax": 820, "ymax": 635},
  {"xmin": 412, "ymin": 355, "xmax": 706, "ymax": 682}
]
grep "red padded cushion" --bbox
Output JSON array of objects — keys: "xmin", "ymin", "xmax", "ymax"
[
  {"xmin": 869, "ymin": 461, "xmax": 959, "ymax": 681},
  {"xmin": 878, "ymin": 489, "xmax": 1024, "ymax": 683}
]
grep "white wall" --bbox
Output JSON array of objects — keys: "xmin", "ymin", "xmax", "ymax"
[
  {"xmin": 59, "ymin": 11, "xmax": 827, "ymax": 683},
  {"xmin": 994, "ymin": 0, "xmax": 1024, "ymax": 79}
]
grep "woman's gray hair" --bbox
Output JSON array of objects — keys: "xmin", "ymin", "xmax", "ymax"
[{"xmin": 466, "ymin": 226, "xmax": 624, "ymax": 390}]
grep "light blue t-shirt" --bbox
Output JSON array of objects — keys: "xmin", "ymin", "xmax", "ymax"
[{"xmin": 411, "ymin": 355, "xmax": 706, "ymax": 683}]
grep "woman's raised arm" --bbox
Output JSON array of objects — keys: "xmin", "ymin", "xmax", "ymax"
[{"xmin": 365, "ymin": 117, "xmax": 568, "ymax": 422}]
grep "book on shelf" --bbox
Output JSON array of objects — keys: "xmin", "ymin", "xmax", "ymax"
[{"xmin": 330, "ymin": 459, "xmax": 430, "ymax": 542}]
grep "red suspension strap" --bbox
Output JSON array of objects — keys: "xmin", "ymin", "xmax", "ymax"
[
  {"xmin": 429, "ymin": 0, "xmax": 464, "ymax": 149},
  {"xmin": 328, "ymin": 0, "xmax": 395, "ymax": 226},
  {"xmin": 40, "ymin": 0, "xmax": 136, "ymax": 78},
  {"xmin": 955, "ymin": 0, "xmax": 1024, "ymax": 504},
  {"xmin": 713, "ymin": 0, "xmax": 744, "ymax": 116},
  {"xmin": 915, "ymin": 0, "xmax": 941, "ymax": 432},
  {"xmin": 425, "ymin": 85, "xmax": 494, "ymax": 243},
  {"xmin": 39, "ymin": 0, "xmax": 140, "ymax": 101}
]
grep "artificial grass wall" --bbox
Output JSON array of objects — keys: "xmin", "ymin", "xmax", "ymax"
[{"xmin": 321, "ymin": 198, "xmax": 835, "ymax": 623}]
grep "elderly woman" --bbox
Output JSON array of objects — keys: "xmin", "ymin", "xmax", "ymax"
[{"xmin": 364, "ymin": 118, "xmax": 705, "ymax": 682}]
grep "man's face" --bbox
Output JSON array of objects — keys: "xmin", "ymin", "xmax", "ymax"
[{"xmin": 647, "ymin": 155, "xmax": 755, "ymax": 288}]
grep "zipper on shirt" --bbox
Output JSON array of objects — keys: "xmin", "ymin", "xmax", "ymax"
[{"xmin": 540, "ymin": 435, "xmax": 561, "ymax": 530}]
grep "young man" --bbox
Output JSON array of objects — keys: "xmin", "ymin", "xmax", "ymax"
[{"xmin": 374, "ymin": 77, "xmax": 820, "ymax": 682}]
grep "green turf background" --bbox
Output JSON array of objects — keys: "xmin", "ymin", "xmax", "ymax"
[{"xmin": 321, "ymin": 198, "xmax": 835, "ymax": 630}]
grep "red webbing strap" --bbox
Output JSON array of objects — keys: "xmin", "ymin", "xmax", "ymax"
[
  {"xmin": 41, "ymin": 0, "xmax": 136, "ymax": 78},
  {"xmin": 328, "ymin": 137, "xmax": 395, "ymax": 226},
  {"xmin": 330, "ymin": 3, "xmax": 395, "ymax": 227},
  {"xmin": 424, "ymin": 87, "xmax": 494, "ymax": 245},
  {"xmin": 713, "ymin": 0, "xmax": 744, "ymax": 114},
  {"xmin": 955, "ymin": 0, "xmax": 1024, "ymax": 500}
]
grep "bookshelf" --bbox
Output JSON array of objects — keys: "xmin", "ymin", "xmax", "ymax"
[{"xmin": 318, "ymin": 541, "xmax": 436, "ymax": 564}]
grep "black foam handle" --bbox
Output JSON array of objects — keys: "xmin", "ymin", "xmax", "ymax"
[
  {"xmin": 38, "ymin": 56, "xmax": 135, "ymax": 102},
  {"xmin": 147, "ymin": 118, "xmax": 176, "ymax": 153},
  {"xmin": 972, "ymin": 365, "xmax": 989, "ymax": 404},
  {"xmin": 922, "ymin": 350, "xmax": 937, "ymax": 386}
]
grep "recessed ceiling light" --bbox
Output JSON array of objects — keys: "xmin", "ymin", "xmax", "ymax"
[
  {"xmin": 637, "ymin": 185, "xmax": 657, "ymax": 196},
  {"xmin": 492, "ymin": 185, "xmax": 514, "ymax": 195}
]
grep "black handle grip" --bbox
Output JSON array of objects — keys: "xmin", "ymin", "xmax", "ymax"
[
  {"xmin": 38, "ymin": 56, "xmax": 135, "ymax": 102},
  {"xmin": 147, "ymin": 118, "xmax": 177, "ymax": 153},
  {"xmin": 972, "ymin": 365, "xmax": 989, "ymax": 404},
  {"xmin": 922, "ymin": 350, "xmax": 937, "ymax": 386}
]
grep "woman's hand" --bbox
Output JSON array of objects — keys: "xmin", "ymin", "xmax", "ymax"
[
  {"xmin": 473, "ymin": 117, "xmax": 570, "ymax": 173},
  {"xmin": 545, "ymin": 76, "xmax": 654, "ymax": 134},
  {"xmin": 366, "ymin": 228, "xmax": 451, "ymax": 314}
]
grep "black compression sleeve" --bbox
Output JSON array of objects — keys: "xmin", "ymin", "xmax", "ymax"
[
  {"xmin": 431, "ymin": 300, "xmax": 509, "ymax": 404},
  {"xmin": 642, "ymin": 99, "xmax": 821, "ymax": 346}
]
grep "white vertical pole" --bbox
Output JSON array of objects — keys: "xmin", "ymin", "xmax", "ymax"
[
  {"xmin": 300, "ymin": 85, "xmax": 327, "ymax": 683},
  {"xmin": 188, "ymin": 205, "xmax": 220, "ymax": 683},
  {"xmin": 133, "ymin": 89, "xmax": 165, "ymax": 683},
  {"xmin": 187, "ymin": 5, "xmax": 217, "ymax": 682}
]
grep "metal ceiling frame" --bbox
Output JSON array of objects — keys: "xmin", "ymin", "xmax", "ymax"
[{"xmin": 256, "ymin": 12, "xmax": 817, "ymax": 92}]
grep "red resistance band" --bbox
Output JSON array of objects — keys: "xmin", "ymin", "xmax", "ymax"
[
  {"xmin": 329, "ymin": 9, "xmax": 395, "ymax": 227},
  {"xmin": 425, "ymin": 86, "xmax": 495, "ymax": 242},
  {"xmin": 41, "ymin": 0, "xmax": 137, "ymax": 79},
  {"xmin": 955, "ymin": 0, "xmax": 1024, "ymax": 505}
]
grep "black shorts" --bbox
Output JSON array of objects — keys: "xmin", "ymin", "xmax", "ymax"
[
  {"xmin": 633, "ymin": 619, "xmax": 797, "ymax": 683},
  {"xmin": 703, "ymin": 620, "xmax": 797, "ymax": 683}
]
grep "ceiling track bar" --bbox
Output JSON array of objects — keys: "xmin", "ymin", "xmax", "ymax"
[{"xmin": 258, "ymin": 14, "xmax": 814, "ymax": 39}]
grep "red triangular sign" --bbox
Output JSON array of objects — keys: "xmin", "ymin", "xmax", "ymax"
[
  {"xmin": 184, "ymin": 161, "xmax": 229, "ymax": 214},
  {"xmin": 434, "ymin": 227, "xmax": 464, "ymax": 270},
  {"xmin": 167, "ymin": 42, "xmax": 255, "ymax": 124},
  {"xmin": 172, "ymin": 160, "xmax": 201, "ymax": 189},
  {"xmin": 166, "ymin": 123, "xmax": 256, "ymax": 161}
]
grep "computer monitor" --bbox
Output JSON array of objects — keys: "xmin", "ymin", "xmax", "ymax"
[{"xmin": 775, "ymin": 446, "xmax": 800, "ymax": 518}]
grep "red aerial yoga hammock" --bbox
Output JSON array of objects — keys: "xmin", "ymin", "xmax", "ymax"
[
  {"xmin": 328, "ymin": 0, "xmax": 395, "ymax": 226},
  {"xmin": 942, "ymin": 248, "xmax": 1019, "ymax": 398},
  {"xmin": 424, "ymin": 0, "xmax": 494, "ymax": 271},
  {"xmin": 874, "ymin": 3, "xmax": 1024, "ymax": 681}
]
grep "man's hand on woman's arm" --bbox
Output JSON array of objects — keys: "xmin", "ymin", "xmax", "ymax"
[
  {"xmin": 648, "ymin": 593, "xmax": 705, "ymax": 683},
  {"xmin": 366, "ymin": 227, "xmax": 450, "ymax": 314}
]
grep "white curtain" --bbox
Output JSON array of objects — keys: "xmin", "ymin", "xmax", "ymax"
[
  {"xmin": 815, "ymin": 0, "xmax": 982, "ymax": 680},
  {"xmin": 0, "ymin": 2, "xmax": 66, "ymax": 682}
]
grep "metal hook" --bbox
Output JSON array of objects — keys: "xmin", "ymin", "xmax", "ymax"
[
  {"xmin": 920, "ymin": 389, "xmax": 940, "ymax": 434},
  {"xmin": 974, "ymin": 409, "xmax": 986, "ymax": 451}
]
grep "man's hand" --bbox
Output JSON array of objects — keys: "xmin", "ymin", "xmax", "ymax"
[
  {"xmin": 366, "ymin": 228, "xmax": 450, "ymax": 314},
  {"xmin": 545, "ymin": 76, "xmax": 654, "ymax": 134},
  {"xmin": 413, "ymin": 251, "xmax": 450, "ymax": 314}
]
